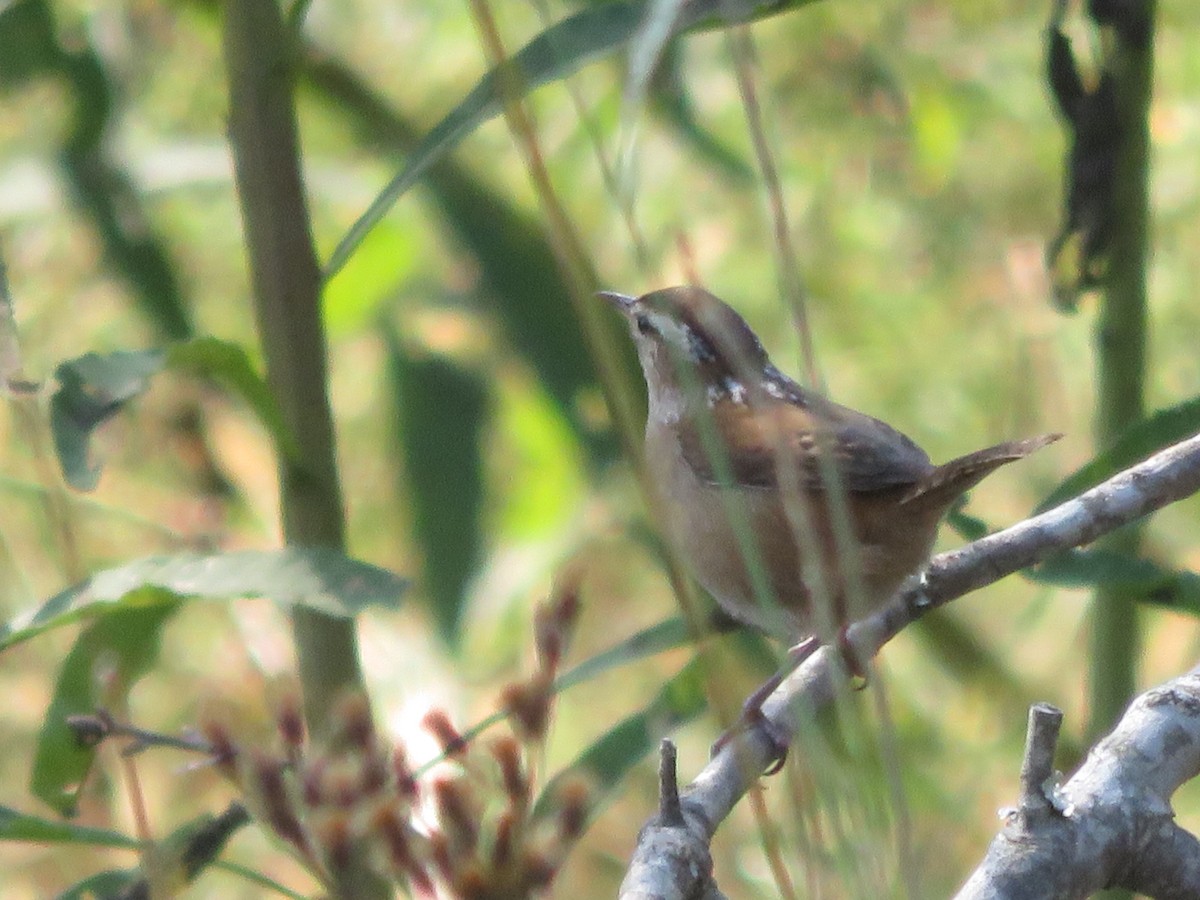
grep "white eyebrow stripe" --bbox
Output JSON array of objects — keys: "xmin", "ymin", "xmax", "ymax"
[{"xmin": 646, "ymin": 311, "xmax": 692, "ymax": 349}]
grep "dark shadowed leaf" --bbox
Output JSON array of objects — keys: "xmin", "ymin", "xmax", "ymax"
[
  {"xmin": 384, "ymin": 329, "xmax": 488, "ymax": 647},
  {"xmin": 0, "ymin": 0, "xmax": 59, "ymax": 84},
  {"xmin": 53, "ymin": 7, "xmax": 194, "ymax": 342},
  {"xmin": 646, "ymin": 42, "xmax": 754, "ymax": 183},
  {"xmin": 946, "ymin": 498, "xmax": 991, "ymax": 542},
  {"xmin": 1036, "ymin": 396, "xmax": 1200, "ymax": 513},
  {"xmin": 1029, "ymin": 549, "xmax": 1200, "ymax": 616},
  {"xmin": 49, "ymin": 339, "xmax": 296, "ymax": 491},
  {"xmin": 1, "ymin": 549, "xmax": 407, "ymax": 653},
  {"xmin": 51, "ymin": 350, "xmax": 164, "ymax": 490},
  {"xmin": 139, "ymin": 804, "xmax": 251, "ymax": 889},
  {"xmin": 30, "ymin": 602, "xmax": 180, "ymax": 815}
]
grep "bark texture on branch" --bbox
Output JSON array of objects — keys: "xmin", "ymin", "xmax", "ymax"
[
  {"xmin": 958, "ymin": 669, "xmax": 1200, "ymax": 899},
  {"xmin": 620, "ymin": 432, "xmax": 1200, "ymax": 899}
]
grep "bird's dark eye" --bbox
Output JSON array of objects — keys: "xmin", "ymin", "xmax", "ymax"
[{"xmin": 635, "ymin": 314, "xmax": 655, "ymax": 336}]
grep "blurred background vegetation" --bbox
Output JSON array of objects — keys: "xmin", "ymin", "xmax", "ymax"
[{"xmin": 2, "ymin": 0, "xmax": 1200, "ymax": 896}]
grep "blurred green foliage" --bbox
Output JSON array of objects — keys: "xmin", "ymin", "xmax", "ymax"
[{"xmin": 1, "ymin": 0, "xmax": 1200, "ymax": 897}]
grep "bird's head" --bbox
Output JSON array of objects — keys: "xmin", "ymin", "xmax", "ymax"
[{"xmin": 600, "ymin": 286, "xmax": 772, "ymax": 416}]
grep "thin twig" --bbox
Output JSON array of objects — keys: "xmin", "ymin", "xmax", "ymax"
[
  {"xmin": 1018, "ymin": 703, "xmax": 1064, "ymax": 819},
  {"xmin": 725, "ymin": 25, "xmax": 819, "ymax": 389},
  {"xmin": 658, "ymin": 740, "xmax": 684, "ymax": 827},
  {"xmin": 66, "ymin": 709, "xmax": 216, "ymax": 757}
]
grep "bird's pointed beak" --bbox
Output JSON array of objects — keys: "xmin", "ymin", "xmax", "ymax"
[{"xmin": 597, "ymin": 290, "xmax": 636, "ymax": 313}]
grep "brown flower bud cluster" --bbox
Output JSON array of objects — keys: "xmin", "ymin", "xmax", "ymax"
[
  {"xmin": 196, "ymin": 575, "xmax": 590, "ymax": 898},
  {"xmin": 500, "ymin": 571, "xmax": 581, "ymax": 743}
]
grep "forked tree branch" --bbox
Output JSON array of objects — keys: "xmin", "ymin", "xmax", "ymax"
[
  {"xmin": 958, "ymin": 671, "xmax": 1200, "ymax": 898},
  {"xmin": 620, "ymin": 431, "xmax": 1200, "ymax": 899}
]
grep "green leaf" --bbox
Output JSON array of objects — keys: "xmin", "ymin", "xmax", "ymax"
[
  {"xmin": 945, "ymin": 498, "xmax": 990, "ymax": 542},
  {"xmin": 321, "ymin": 220, "xmax": 420, "ymax": 337},
  {"xmin": 0, "ymin": 0, "xmax": 60, "ymax": 85},
  {"xmin": 384, "ymin": 332, "xmax": 488, "ymax": 647},
  {"xmin": 324, "ymin": 0, "xmax": 819, "ymax": 278},
  {"xmin": 49, "ymin": 339, "xmax": 297, "ymax": 491},
  {"xmin": 534, "ymin": 655, "xmax": 708, "ymax": 822},
  {"xmin": 52, "ymin": 857, "xmax": 306, "ymax": 899},
  {"xmin": 30, "ymin": 602, "xmax": 178, "ymax": 816},
  {"xmin": 42, "ymin": 807, "xmax": 267, "ymax": 899},
  {"xmin": 147, "ymin": 803, "xmax": 251, "ymax": 888},
  {"xmin": 31, "ymin": 601, "xmax": 180, "ymax": 815},
  {"xmin": 0, "ymin": 804, "xmax": 138, "ymax": 848},
  {"xmin": 1028, "ymin": 550, "xmax": 1200, "ymax": 616},
  {"xmin": 209, "ymin": 860, "xmax": 310, "ymax": 900},
  {"xmin": 56, "ymin": 870, "xmax": 139, "ymax": 900},
  {"xmin": 554, "ymin": 616, "xmax": 690, "ymax": 692},
  {"xmin": 1036, "ymin": 395, "xmax": 1200, "ymax": 513},
  {"xmin": 493, "ymin": 382, "xmax": 586, "ymax": 539},
  {"xmin": 166, "ymin": 337, "xmax": 300, "ymax": 463},
  {"xmin": 1, "ymin": 548, "xmax": 408, "ymax": 653},
  {"xmin": 51, "ymin": 349, "xmax": 164, "ymax": 490},
  {"xmin": 305, "ymin": 50, "xmax": 628, "ymax": 459}
]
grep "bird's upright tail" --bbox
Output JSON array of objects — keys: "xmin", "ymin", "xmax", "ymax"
[{"xmin": 902, "ymin": 433, "xmax": 1062, "ymax": 508}]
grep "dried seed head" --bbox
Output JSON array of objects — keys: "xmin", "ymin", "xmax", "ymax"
[
  {"xmin": 359, "ymin": 746, "xmax": 389, "ymax": 796},
  {"xmin": 535, "ymin": 568, "xmax": 583, "ymax": 674},
  {"xmin": 491, "ymin": 809, "xmax": 518, "ymax": 869},
  {"xmin": 392, "ymin": 746, "xmax": 419, "ymax": 801},
  {"xmin": 276, "ymin": 695, "xmax": 305, "ymax": 762},
  {"xmin": 199, "ymin": 718, "xmax": 239, "ymax": 776},
  {"xmin": 301, "ymin": 756, "xmax": 328, "ymax": 808},
  {"xmin": 250, "ymin": 752, "xmax": 308, "ymax": 854},
  {"xmin": 533, "ymin": 606, "xmax": 563, "ymax": 675},
  {"xmin": 371, "ymin": 804, "xmax": 438, "ymax": 895},
  {"xmin": 555, "ymin": 778, "xmax": 590, "ymax": 841},
  {"xmin": 500, "ymin": 673, "xmax": 554, "ymax": 743},
  {"xmin": 334, "ymin": 692, "xmax": 375, "ymax": 751},
  {"xmin": 422, "ymin": 709, "xmax": 467, "ymax": 758},
  {"xmin": 520, "ymin": 847, "xmax": 558, "ymax": 890},
  {"xmin": 428, "ymin": 831, "xmax": 455, "ymax": 881},
  {"xmin": 432, "ymin": 776, "xmax": 479, "ymax": 852},
  {"xmin": 490, "ymin": 736, "xmax": 528, "ymax": 806},
  {"xmin": 313, "ymin": 811, "xmax": 353, "ymax": 872},
  {"xmin": 324, "ymin": 761, "xmax": 363, "ymax": 809},
  {"xmin": 455, "ymin": 865, "xmax": 488, "ymax": 899}
]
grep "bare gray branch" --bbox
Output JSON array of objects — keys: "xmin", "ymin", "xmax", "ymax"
[{"xmin": 958, "ymin": 670, "xmax": 1200, "ymax": 898}]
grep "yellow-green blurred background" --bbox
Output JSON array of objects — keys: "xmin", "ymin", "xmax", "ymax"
[{"xmin": 3, "ymin": 0, "xmax": 1200, "ymax": 896}]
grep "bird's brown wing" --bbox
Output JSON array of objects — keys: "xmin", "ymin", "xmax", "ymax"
[{"xmin": 677, "ymin": 396, "xmax": 933, "ymax": 493}]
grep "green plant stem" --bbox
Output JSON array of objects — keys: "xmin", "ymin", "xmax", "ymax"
[
  {"xmin": 1088, "ymin": 10, "xmax": 1155, "ymax": 756},
  {"xmin": 222, "ymin": 4, "xmax": 386, "ymax": 895},
  {"xmin": 222, "ymin": 0, "xmax": 365, "ymax": 733},
  {"xmin": 1090, "ymin": 18, "xmax": 1155, "ymax": 900}
]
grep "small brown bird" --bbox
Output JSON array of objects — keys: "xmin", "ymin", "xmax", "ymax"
[{"xmin": 603, "ymin": 285, "xmax": 1058, "ymax": 658}]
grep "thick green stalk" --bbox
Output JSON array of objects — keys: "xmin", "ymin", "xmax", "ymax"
[
  {"xmin": 222, "ymin": 0, "xmax": 366, "ymax": 736},
  {"xmin": 1087, "ymin": 10, "xmax": 1155, "ymax": 752},
  {"xmin": 222, "ymin": 3, "xmax": 387, "ymax": 896}
]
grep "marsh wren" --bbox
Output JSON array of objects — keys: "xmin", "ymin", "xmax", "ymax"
[{"xmin": 603, "ymin": 285, "xmax": 1058, "ymax": 657}]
